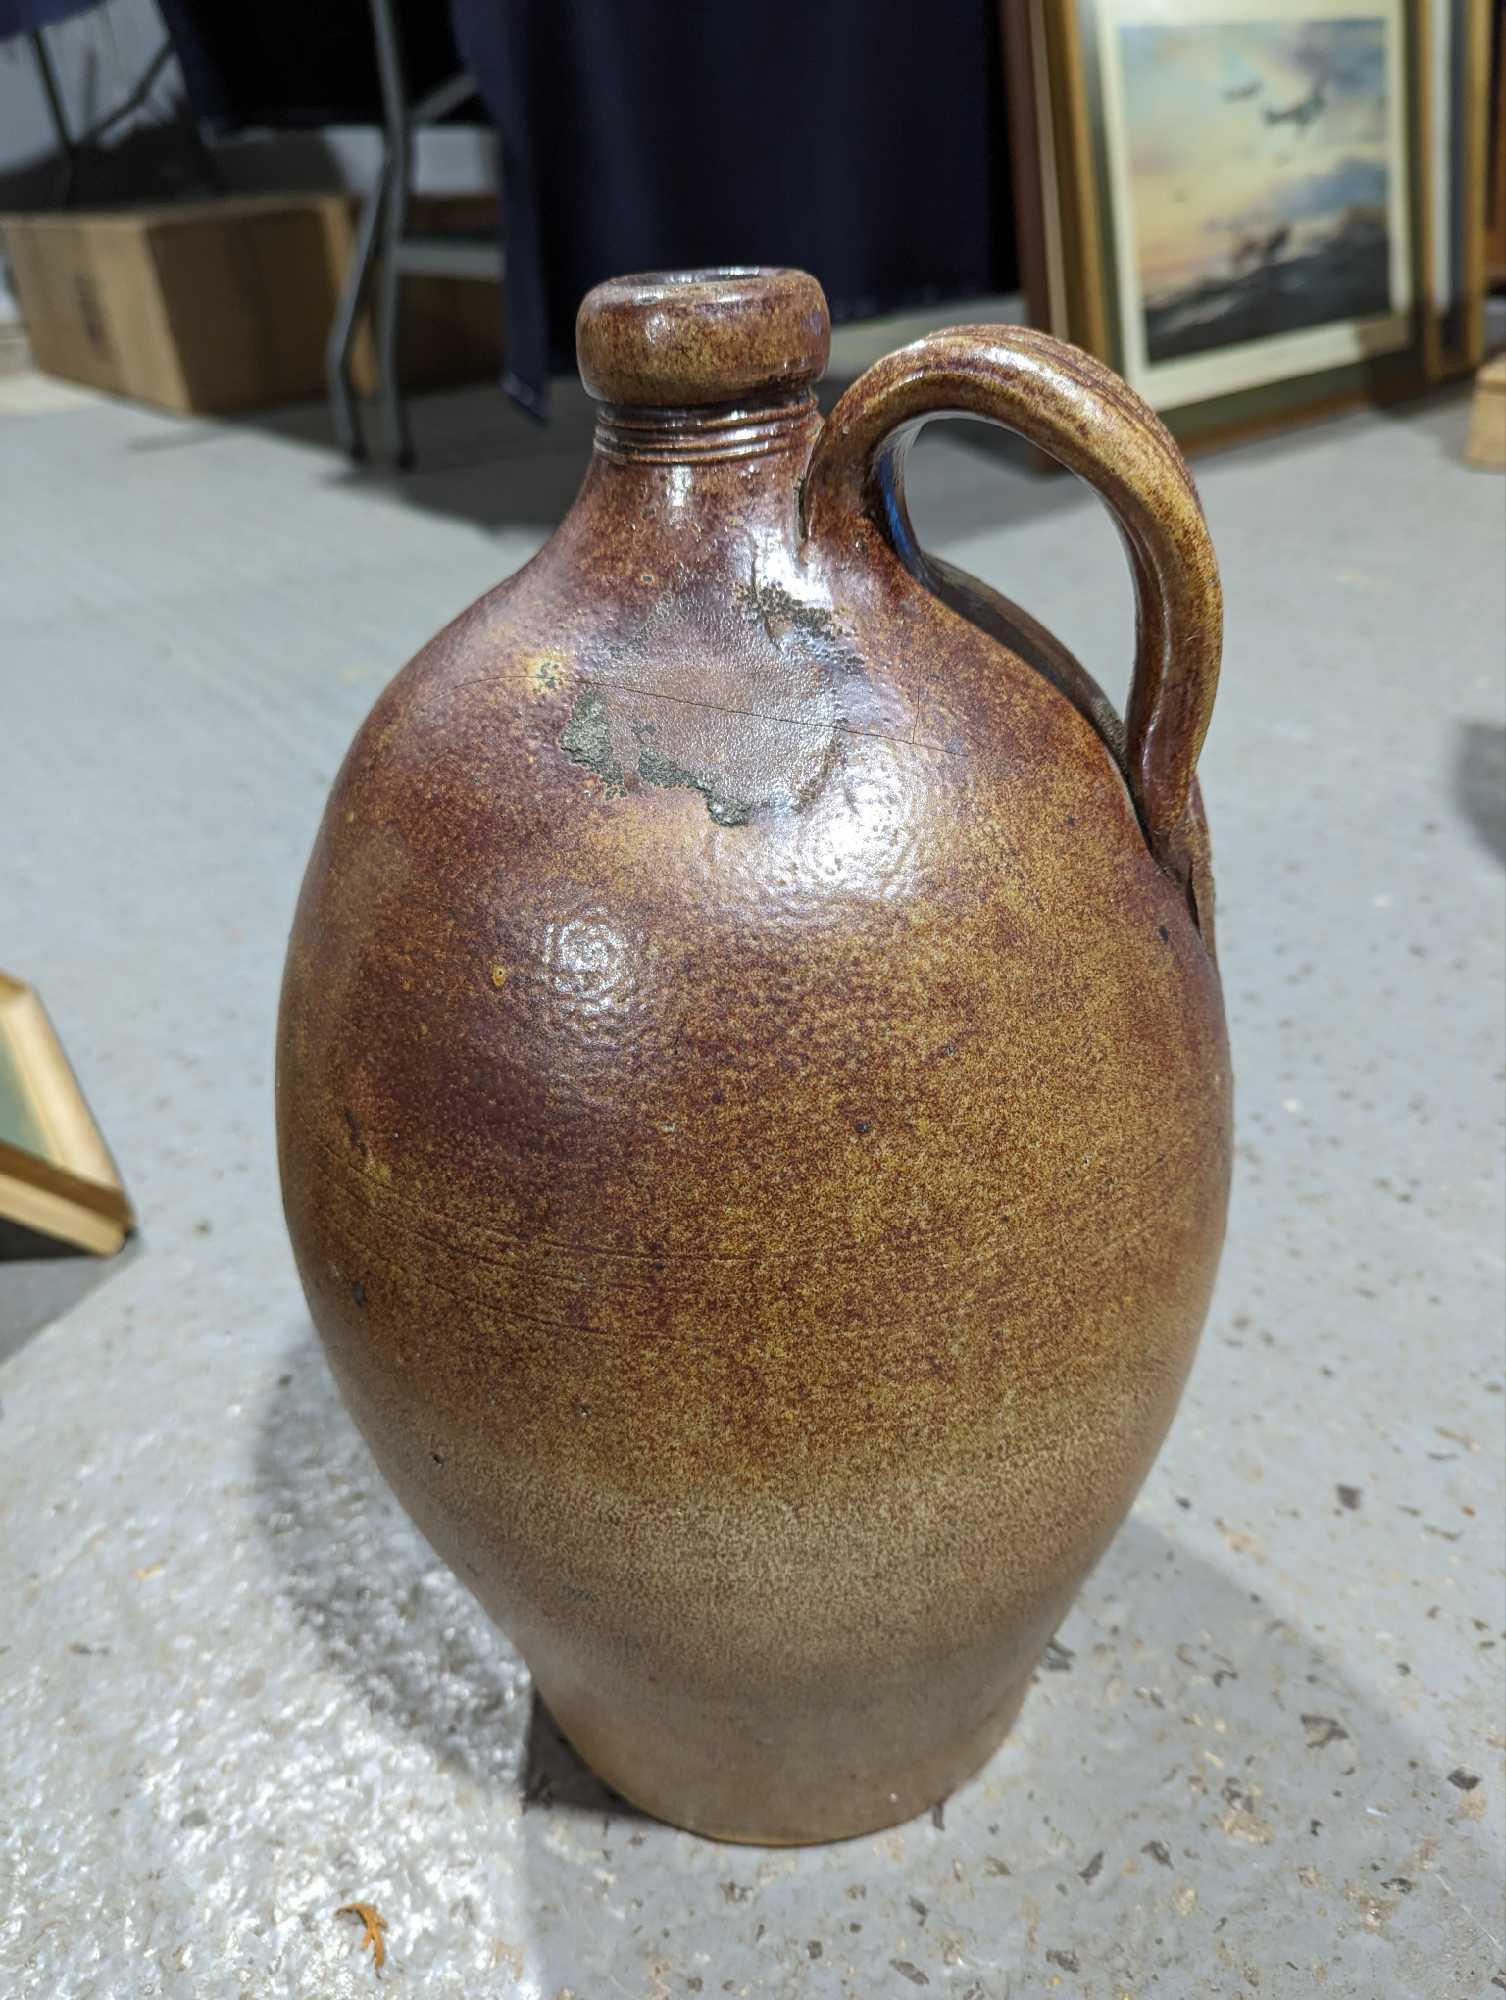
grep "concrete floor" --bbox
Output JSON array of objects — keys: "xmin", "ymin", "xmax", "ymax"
[{"xmin": 1, "ymin": 354, "xmax": 1503, "ymax": 2000}]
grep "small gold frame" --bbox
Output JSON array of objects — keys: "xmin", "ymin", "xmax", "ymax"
[{"xmin": 0, "ymin": 972, "xmax": 133, "ymax": 1256}]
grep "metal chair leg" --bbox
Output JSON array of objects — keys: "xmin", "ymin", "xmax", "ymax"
[
  {"xmin": 368, "ymin": 0, "xmax": 415, "ymax": 469},
  {"xmin": 327, "ymin": 167, "xmax": 388, "ymax": 460},
  {"xmin": 31, "ymin": 32, "xmax": 80, "ymax": 206},
  {"xmin": 374, "ymin": 152, "xmax": 414, "ymax": 469}
]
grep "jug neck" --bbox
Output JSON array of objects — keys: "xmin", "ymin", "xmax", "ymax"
[
  {"xmin": 591, "ymin": 388, "xmax": 820, "ymax": 470},
  {"xmin": 578, "ymin": 389, "xmax": 822, "ymax": 541},
  {"xmin": 573, "ymin": 269, "xmax": 829, "ymax": 529}
]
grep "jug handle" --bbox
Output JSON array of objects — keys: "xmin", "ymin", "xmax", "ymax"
[{"xmin": 800, "ymin": 327, "xmax": 1221, "ymax": 887}]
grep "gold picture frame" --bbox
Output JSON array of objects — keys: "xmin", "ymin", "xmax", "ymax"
[
  {"xmin": 0, "ymin": 973, "xmax": 133, "ymax": 1256},
  {"xmin": 1009, "ymin": 0, "xmax": 1489, "ymax": 445},
  {"xmin": 1417, "ymin": 0, "xmax": 1492, "ymax": 376}
]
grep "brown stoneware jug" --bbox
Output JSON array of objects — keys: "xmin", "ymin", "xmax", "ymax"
[{"xmin": 278, "ymin": 268, "xmax": 1231, "ymax": 1844}]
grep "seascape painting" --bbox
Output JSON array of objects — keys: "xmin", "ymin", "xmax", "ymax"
[{"xmin": 1100, "ymin": 2, "xmax": 1412, "ymax": 404}]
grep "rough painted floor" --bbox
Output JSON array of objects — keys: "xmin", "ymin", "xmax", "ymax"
[{"xmin": 2, "ymin": 360, "xmax": 1502, "ymax": 2000}]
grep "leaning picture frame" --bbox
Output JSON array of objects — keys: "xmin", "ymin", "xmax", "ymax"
[
  {"xmin": 0, "ymin": 973, "xmax": 133, "ymax": 1256},
  {"xmin": 1419, "ymin": 0, "xmax": 1492, "ymax": 375},
  {"xmin": 1010, "ymin": 0, "xmax": 1487, "ymax": 445}
]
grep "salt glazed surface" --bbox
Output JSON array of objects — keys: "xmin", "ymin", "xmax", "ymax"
[{"xmin": 278, "ymin": 267, "xmax": 1232, "ymax": 1842}]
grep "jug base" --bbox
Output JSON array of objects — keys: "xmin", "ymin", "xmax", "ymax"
[{"xmin": 541, "ymin": 1671, "xmax": 1033, "ymax": 1847}]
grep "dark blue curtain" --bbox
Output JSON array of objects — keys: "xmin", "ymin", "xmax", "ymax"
[{"xmin": 453, "ymin": 0, "xmax": 1014, "ymax": 416}]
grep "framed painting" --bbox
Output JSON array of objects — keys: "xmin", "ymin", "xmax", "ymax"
[
  {"xmin": 1009, "ymin": 0, "xmax": 1486, "ymax": 443},
  {"xmin": 0, "ymin": 973, "xmax": 133, "ymax": 1256}
]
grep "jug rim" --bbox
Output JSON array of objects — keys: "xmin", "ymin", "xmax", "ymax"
[{"xmin": 577, "ymin": 267, "xmax": 830, "ymax": 409}]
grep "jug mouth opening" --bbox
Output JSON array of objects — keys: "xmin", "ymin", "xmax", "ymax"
[
  {"xmin": 604, "ymin": 265, "xmax": 792, "ymax": 290},
  {"xmin": 576, "ymin": 267, "xmax": 830, "ymax": 410}
]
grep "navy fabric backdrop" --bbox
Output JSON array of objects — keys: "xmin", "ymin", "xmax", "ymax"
[
  {"xmin": 453, "ymin": 0, "xmax": 1014, "ymax": 415},
  {"xmin": 0, "ymin": 0, "xmax": 100, "ymax": 38}
]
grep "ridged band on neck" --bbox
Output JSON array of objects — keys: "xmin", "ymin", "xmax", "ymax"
[{"xmin": 593, "ymin": 394, "xmax": 817, "ymax": 466}]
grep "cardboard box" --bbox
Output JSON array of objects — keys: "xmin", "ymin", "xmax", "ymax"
[{"xmin": 0, "ymin": 192, "xmax": 503, "ymax": 415}]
